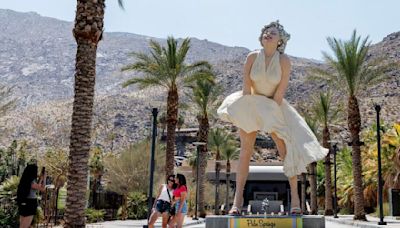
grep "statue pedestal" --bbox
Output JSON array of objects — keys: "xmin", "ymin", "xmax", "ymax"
[{"xmin": 205, "ymin": 215, "xmax": 325, "ymax": 228}]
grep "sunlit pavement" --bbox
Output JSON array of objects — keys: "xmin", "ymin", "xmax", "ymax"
[{"xmin": 82, "ymin": 215, "xmax": 400, "ymax": 227}]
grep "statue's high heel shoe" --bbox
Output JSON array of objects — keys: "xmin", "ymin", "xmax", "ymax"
[
  {"xmin": 228, "ymin": 206, "xmax": 241, "ymax": 216},
  {"xmin": 290, "ymin": 207, "xmax": 302, "ymax": 215}
]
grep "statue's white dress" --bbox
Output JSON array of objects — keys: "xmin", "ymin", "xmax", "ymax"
[{"xmin": 217, "ymin": 49, "xmax": 328, "ymax": 177}]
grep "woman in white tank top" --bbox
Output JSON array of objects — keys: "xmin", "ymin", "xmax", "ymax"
[{"xmin": 148, "ymin": 174, "xmax": 175, "ymax": 228}]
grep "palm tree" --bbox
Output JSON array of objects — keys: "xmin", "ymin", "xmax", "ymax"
[
  {"xmin": 65, "ymin": 1, "xmax": 123, "ymax": 227},
  {"xmin": 122, "ymin": 37, "xmax": 212, "ymax": 176},
  {"xmin": 311, "ymin": 91, "xmax": 341, "ymax": 215},
  {"xmin": 311, "ymin": 30, "xmax": 395, "ymax": 220},
  {"xmin": 189, "ymin": 76, "xmax": 221, "ymax": 217},
  {"xmin": 220, "ymin": 141, "xmax": 239, "ymax": 214},
  {"xmin": 209, "ymin": 128, "xmax": 231, "ymax": 215}
]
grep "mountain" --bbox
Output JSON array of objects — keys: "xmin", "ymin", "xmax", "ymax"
[
  {"xmin": 0, "ymin": 9, "xmax": 399, "ymax": 161},
  {"xmin": 0, "ymin": 9, "xmax": 249, "ymax": 106}
]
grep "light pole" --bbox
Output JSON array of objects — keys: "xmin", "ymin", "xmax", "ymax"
[
  {"xmin": 375, "ymin": 104, "xmax": 387, "ymax": 225},
  {"xmin": 332, "ymin": 143, "xmax": 339, "ymax": 219},
  {"xmin": 144, "ymin": 108, "xmax": 158, "ymax": 228},
  {"xmin": 193, "ymin": 141, "xmax": 206, "ymax": 220}
]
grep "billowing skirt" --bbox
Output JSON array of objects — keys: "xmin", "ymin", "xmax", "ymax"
[{"xmin": 217, "ymin": 91, "xmax": 328, "ymax": 177}]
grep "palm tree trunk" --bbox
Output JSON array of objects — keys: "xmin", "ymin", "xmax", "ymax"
[
  {"xmin": 165, "ymin": 87, "xmax": 178, "ymax": 176},
  {"xmin": 309, "ymin": 162, "xmax": 318, "ymax": 214},
  {"xmin": 225, "ymin": 161, "xmax": 231, "ymax": 214},
  {"xmin": 214, "ymin": 151, "xmax": 221, "ymax": 215},
  {"xmin": 197, "ymin": 115, "xmax": 209, "ymax": 218},
  {"xmin": 323, "ymin": 126, "xmax": 333, "ymax": 215},
  {"xmin": 348, "ymin": 95, "xmax": 366, "ymax": 220},
  {"xmin": 65, "ymin": 1, "xmax": 104, "ymax": 227},
  {"xmin": 91, "ymin": 175, "xmax": 99, "ymax": 208}
]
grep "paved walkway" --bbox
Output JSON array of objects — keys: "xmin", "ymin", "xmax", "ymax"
[
  {"xmin": 86, "ymin": 216, "xmax": 204, "ymax": 228},
  {"xmin": 54, "ymin": 215, "xmax": 400, "ymax": 227},
  {"xmin": 325, "ymin": 215, "xmax": 400, "ymax": 228}
]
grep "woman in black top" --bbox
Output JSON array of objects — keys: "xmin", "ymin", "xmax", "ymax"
[{"xmin": 16, "ymin": 164, "xmax": 46, "ymax": 228}]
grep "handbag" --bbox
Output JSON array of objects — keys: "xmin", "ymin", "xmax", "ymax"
[{"xmin": 166, "ymin": 187, "xmax": 175, "ymax": 216}]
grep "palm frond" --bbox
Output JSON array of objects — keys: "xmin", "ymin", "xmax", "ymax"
[
  {"xmin": 321, "ymin": 30, "xmax": 372, "ymax": 96},
  {"xmin": 183, "ymin": 68, "xmax": 215, "ymax": 87},
  {"xmin": 121, "ymin": 52, "xmax": 155, "ymax": 72},
  {"xmin": 304, "ymin": 113, "xmax": 320, "ymax": 137},
  {"xmin": 307, "ymin": 66, "xmax": 345, "ymax": 90},
  {"xmin": 308, "ymin": 88, "xmax": 343, "ymax": 136},
  {"xmin": 122, "ymin": 52, "xmax": 173, "ymax": 88},
  {"xmin": 209, "ymin": 128, "xmax": 237, "ymax": 160},
  {"xmin": 176, "ymin": 38, "xmax": 191, "ymax": 66},
  {"xmin": 148, "ymin": 40, "xmax": 167, "ymax": 66},
  {"xmin": 221, "ymin": 144, "xmax": 240, "ymax": 161},
  {"xmin": 122, "ymin": 77, "xmax": 167, "ymax": 89},
  {"xmin": 355, "ymin": 58, "xmax": 398, "ymax": 94},
  {"xmin": 121, "ymin": 36, "xmax": 214, "ymax": 107},
  {"xmin": 165, "ymin": 36, "xmax": 178, "ymax": 69},
  {"xmin": 118, "ymin": 0, "xmax": 124, "ymax": 10},
  {"xmin": 187, "ymin": 71, "xmax": 222, "ymax": 118}
]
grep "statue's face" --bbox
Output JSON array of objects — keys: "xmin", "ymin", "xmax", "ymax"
[{"xmin": 261, "ymin": 27, "xmax": 280, "ymax": 48}]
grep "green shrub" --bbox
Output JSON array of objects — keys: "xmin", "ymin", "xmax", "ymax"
[
  {"xmin": 1, "ymin": 176, "xmax": 19, "ymax": 194},
  {"xmin": 126, "ymin": 192, "xmax": 148, "ymax": 220},
  {"xmin": 338, "ymin": 207, "xmax": 353, "ymax": 215},
  {"xmin": 0, "ymin": 203, "xmax": 18, "ymax": 228},
  {"xmin": 0, "ymin": 176, "xmax": 19, "ymax": 227},
  {"xmin": 85, "ymin": 208, "xmax": 105, "ymax": 223}
]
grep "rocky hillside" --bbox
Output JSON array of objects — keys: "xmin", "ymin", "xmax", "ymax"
[
  {"xmin": 0, "ymin": 9, "xmax": 399, "ymax": 161},
  {"xmin": 0, "ymin": 9, "xmax": 249, "ymax": 106}
]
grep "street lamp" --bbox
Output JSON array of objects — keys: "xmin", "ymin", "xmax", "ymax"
[
  {"xmin": 192, "ymin": 141, "xmax": 206, "ymax": 220},
  {"xmin": 144, "ymin": 108, "xmax": 158, "ymax": 228},
  {"xmin": 375, "ymin": 104, "xmax": 387, "ymax": 226}
]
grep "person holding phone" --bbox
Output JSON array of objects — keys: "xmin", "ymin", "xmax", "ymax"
[{"xmin": 16, "ymin": 164, "xmax": 46, "ymax": 228}]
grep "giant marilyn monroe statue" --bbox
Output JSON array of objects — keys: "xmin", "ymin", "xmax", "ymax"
[{"xmin": 217, "ymin": 21, "xmax": 328, "ymax": 215}]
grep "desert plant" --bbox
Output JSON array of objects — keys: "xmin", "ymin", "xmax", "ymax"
[
  {"xmin": 125, "ymin": 191, "xmax": 148, "ymax": 220},
  {"xmin": 85, "ymin": 208, "xmax": 105, "ymax": 223},
  {"xmin": 0, "ymin": 176, "xmax": 20, "ymax": 228},
  {"xmin": 104, "ymin": 140, "xmax": 165, "ymax": 218}
]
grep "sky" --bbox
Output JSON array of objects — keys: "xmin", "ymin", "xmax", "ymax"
[{"xmin": 1, "ymin": 0, "xmax": 399, "ymax": 60}]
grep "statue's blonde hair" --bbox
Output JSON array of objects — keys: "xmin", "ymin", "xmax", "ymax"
[{"xmin": 259, "ymin": 20, "xmax": 291, "ymax": 54}]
